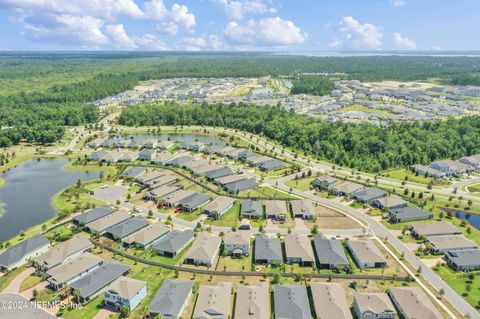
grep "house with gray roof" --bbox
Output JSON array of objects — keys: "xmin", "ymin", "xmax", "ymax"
[
  {"xmin": 274, "ymin": 285, "xmax": 311, "ymax": 319},
  {"xmin": 240, "ymin": 199, "xmax": 263, "ymax": 219},
  {"xmin": 135, "ymin": 170, "xmax": 164, "ymax": 185},
  {"xmin": 193, "ymin": 282, "xmax": 232, "ymax": 319},
  {"xmin": 145, "ymin": 185, "xmax": 180, "ymax": 201},
  {"xmin": 191, "ymin": 163, "xmax": 222, "ymax": 176},
  {"xmin": 388, "ymin": 287, "xmax": 442, "ymax": 319},
  {"xmin": 139, "ymin": 148, "xmax": 157, "ymax": 161},
  {"xmin": 123, "ymin": 223, "xmax": 170, "ymax": 249},
  {"xmin": 410, "ymin": 221, "xmax": 462, "ymax": 239},
  {"xmin": 152, "ymin": 153, "xmax": 177, "ymax": 165},
  {"xmin": 179, "ymin": 192, "xmax": 211, "ymax": 211},
  {"xmin": 332, "ymin": 181, "xmax": 364, "ymax": 196},
  {"xmin": 214, "ymin": 174, "xmax": 249, "ymax": 186},
  {"xmin": 166, "ymin": 155, "xmax": 192, "ymax": 167},
  {"xmin": 284, "ymin": 234, "xmax": 314, "ymax": 266},
  {"xmin": 458, "ymin": 154, "xmax": 480, "ymax": 169},
  {"xmin": 412, "ymin": 165, "xmax": 446, "ymax": 179},
  {"xmin": 254, "ymin": 234, "xmax": 282, "ymax": 264},
  {"xmin": 121, "ymin": 167, "xmax": 147, "ymax": 179},
  {"xmin": 235, "ymin": 283, "xmax": 270, "ymax": 319},
  {"xmin": 183, "ymin": 159, "xmax": 209, "ymax": 170},
  {"xmin": 0, "ymin": 293, "xmax": 56, "ymax": 319},
  {"xmin": 104, "ymin": 277, "xmax": 147, "ymax": 311},
  {"xmin": 352, "ymin": 187, "xmax": 387, "ymax": 203},
  {"xmin": 73, "ymin": 206, "xmax": 115, "ymax": 226},
  {"xmin": 313, "ymin": 175, "xmax": 337, "ymax": 190},
  {"xmin": 146, "ymin": 174, "xmax": 178, "ymax": 190},
  {"xmin": 445, "ymin": 249, "xmax": 480, "ymax": 271},
  {"xmin": 205, "ymin": 167, "xmax": 233, "ymax": 180},
  {"xmin": 313, "ymin": 237, "xmax": 349, "ymax": 269},
  {"xmin": 105, "ymin": 216, "xmax": 149, "ymax": 241},
  {"xmin": 47, "ymin": 252, "xmax": 103, "ymax": 290},
  {"xmin": 429, "ymin": 159, "xmax": 471, "ymax": 176},
  {"xmin": 265, "ymin": 200, "xmax": 288, "ymax": 221},
  {"xmin": 84, "ymin": 210, "xmax": 133, "ymax": 235},
  {"xmin": 389, "ymin": 207, "xmax": 433, "ymax": 223},
  {"xmin": 87, "ymin": 150, "xmax": 109, "ymax": 161},
  {"xmin": 162, "ymin": 190, "xmax": 196, "ymax": 207},
  {"xmin": 353, "ymin": 292, "xmax": 396, "ymax": 319},
  {"xmin": 33, "ymin": 234, "xmax": 92, "ymax": 271},
  {"xmin": 153, "ymin": 230, "xmax": 195, "ymax": 258},
  {"xmin": 372, "ymin": 194, "xmax": 407, "ymax": 211},
  {"xmin": 203, "ymin": 196, "xmax": 236, "ymax": 218},
  {"xmin": 310, "ymin": 283, "xmax": 352, "ymax": 319},
  {"xmin": 347, "ymin": 238, "xmax": 387, "ymax": 269},
  {"xmin": 290, "ymin": 199, "xmax": 315, "ymax": 220},
  {"xmin": 0, "ymin": 234, "xmax": 50, "ymax": 271},
  {"xmin": 426, "ymin": 235, "xmax": 477, "ymax": 253},
  {"xmin": 149, "ymin": 279, "xmax": 194, "ymax": 319},
  {"xmin": 224, "ymin": 178, "xmax": 258, "ymax": 193},
  {"xmin": 257, "ymin": 159, "xmax": 284, "ymax": 171},
  {"xmin": 184, "ymin": 232, "xmax": 221, "ymax": 266},
  {"xmin": 70, "ymin": 260, "xmax": 130, "ymax": 303},
  {"xmin": 223, "ymin": 231, "xmax": 250, "ymax": 257},
  {"xmin": 157, "ymin": 140, "xmax": 175, "ymax": 150}
]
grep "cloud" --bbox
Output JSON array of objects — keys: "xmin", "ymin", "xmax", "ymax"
[
  {"xmin": 224, "ymin": 17, "xmax": 305, "ymax": 48},
  {"xmin": 176, "ymin": 34, "xmax": 226, "ymax": 51},
  {"xmin": 133, "ymin": 34, "xmax": 169, "ymax": 50},
  {"xmin": 393, "ymin": 32, "xmax": 416, "ymax": 49},
  {"xmin": 105, "ymin": 24, "xmax": 138, "ymax": 49},
  {"xmin": 143, "ymin": 0, "xmax": 196, "ymax": 35},
  {"xmin": 330, "ymin": 16, "xmax": 382, "ymax": 50},
  {"xmin": 211, "ymin": 0, "xmax": 275, "ymax": 19},
  {"xmin": 391, "ymin": 0, "xmax": 405, "ymax": 7}
]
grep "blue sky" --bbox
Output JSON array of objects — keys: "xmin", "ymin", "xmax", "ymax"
[{"xmin": 0, "ymin": 0, "xmax": 478, "ymax": 51}]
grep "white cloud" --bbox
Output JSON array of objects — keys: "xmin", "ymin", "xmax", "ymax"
[
  {"xmin": 144, "ymin": 0, "xmax": 196, "ymax": 35},
  {"xmin": 211, "ymin": 0, "xmax": 275, "ymax": 19},
  {"xmin": 133, "ymin": 34, "xmax": 169, "ymax": 50},
  {"xmin": 176, "ymin": 37, "xmax": 208, "ymax": 51},
  {"xmin": 331, "ymin": 16, "xmax": 382, "ymax": 50},
  {"xmin": 391, "ymin": 0, "xmax": 405, "ymax": 7},
  {"xmin": 393, "ymin": 32, "xmax": 416, "ymax": 49},
  {"xmin": 105, "ymin": 24, "xmax": 138, "ymax": 49},
  {"xmin": 224, "ymin": 17, "xmax": 305, "ymax": 48}
]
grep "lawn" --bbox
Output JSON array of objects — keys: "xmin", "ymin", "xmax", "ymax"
[
  {"xmin": 0, "ymin": 266, "xmax": 27, "ymax": 292},
  {"xmin": 338, "ymin": 103, "xmax": 395, "ymax": 116},
  {"xmin": 216, "ymin": 254, "xmax": 253, "ymax": 272},
  {"xmin": 382, "ymin": 168, "xmax": 450, "ymax": 187},
  {"xmin": 433, "ymin": 265, "xmax": 480, "ymax": 309},
  {"xmin": 176, "ymin": 207, "xmax": 203, "ymax": 222},
  {"xmin": 204, "ymin": 201, "xmax": 241, "ymax": 227},
  {"xmin": 61, "ymin": 296, "xmax": 104, "ymax": 319},
  {"xmin": 241, "ymin": 186, "xmax": 297, "ymax": 199},
  {"xmin": 466, "ymin": 183, "xmax": 480, "ymax": 194},
  {"xmin": 285, "ymin": 177, "xmax": 315, "ymax": 191},
  {"xmin": 20, "ymin": 274, "xmax": 44, "ymax": 292}
]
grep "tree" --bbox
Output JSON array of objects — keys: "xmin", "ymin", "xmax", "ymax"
[{"xmin": 119, "ymin": 305, "xmax": 130, "ymax": 318}]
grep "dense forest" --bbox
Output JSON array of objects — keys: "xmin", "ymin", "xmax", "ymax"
[
  {"xmin": 291, "ymin": 75, "xmax": 335, "ymax": 96},
  {"xmin": 1, "ymin": 52, "xmax": 480, "ymax": 146},
  {"xmin": 118, "ymin": 102, "xmax": 480, "ymax": 172}
]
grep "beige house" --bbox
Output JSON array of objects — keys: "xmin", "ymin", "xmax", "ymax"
[
  {"xmin": 388, "ymin": 287, "xmax": 442, "ymax": 319},
  {"xmin": 353, "ymin": 293, "xmax": 396, "ymax": 319},
  {"xmin": 203, "ymin": 196, "xmax": 236, "ymax": 218},
  {"xmin": 284, "ymin": 234, "xmax": 315, "ymax": 266},
  {"xmin": 193, "ymin": 282, "xmax": 232, "ymax": 319},
  {"xmin": 184, "ymin": 232, "xmax": 221, "ymax": 266},
  {"xmin": 265, "ymin": 200, "xmax": 288, "ymax": 221},
  {"xmin": 310, "ymin": 283, "xmax": 352, "ymax": 319},
  {"xmin": 234, "ymin": 283, "xmax": 269, "ymax": 319}
]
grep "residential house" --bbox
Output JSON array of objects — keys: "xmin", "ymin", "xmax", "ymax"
[
  {"xmin": 429, "ymin": 160, "xmax": 471, "ymax": 176},
  {"xmin": 179, "ymin": 193, "xmax": 211, "ymax": 211},
  {"xmin": 70, "ymin": 260, "xmax": 130, "ymax": 303},
  {"xmin": 223, "ymin": 231, "xmax": 250, "ymax": 257},
  {"xmin": 445, "ymin": 249, "xmax": 480, "ymax": 271},
  {"xmin": 121, "ymin": 167, "xmax": 147, "ymax": 180},
  {"xmin": 190, "ymin": 163, "xmax": 222, "ymax": 176},
  {"xmin": 122, "ymin": 223, "xmax": 170, "ymax": 249},
  {"xmin": 388, "ymin": 287, "xmax": 442, "ymax": 319},
  {"xmin": 353, "ymin": 293, "xmax": 397, "ymax": 319},
  {"xmin": 157, "ymin": 140, "xmax": 175, "ymax": 150},
  {"xmin": 215, "ymin": 146, "xmax": 236, "ymax": 156},
  {"xmin": 246, "ymin": 155, "xmax": 271, "ymax": 166},
  {"xmin": 183, "ymin": 159, "xmax": 209, "ymax": 171},
  {"xmin": 205, "ymin": 167, "xmax": 233, "ymax": 180},
  {"xmin": 332, "ymin": 181, "xmax": 364, "ymax": 196},
  {"xmin": 284, "ymin": 234, "xmax": 315, "ymax": 266},
  {"xmin": 312, "ymin": 175, "xmax": 337, "ymax": 190},
  {"xmin": 290, "ymin": 199, "xmax": 316, "ymax": 220},
  {"xmin": 265, "ymin": 200, "xmax": 288, "ymax": 221},
  {"xmin": 313, "ymin": 237, "xmax": 349, "ymax": 269},
  {"xmin": 257, "ymin": 159, "xmax": 284, "ymax": 171},
  {"xmin": 240, "ymin": 199, "xmax": 263, "ymax": 219},
  {"xmin": 372, "ymin": 194, "xmax": 407, "ymax": 211},
  {"xmin": 105, "ymin": 217, "xmax": 149, "ymax": 241},
  {"xmin": 310, "ymin": 283, "xmax": 352, "ymax": 319},
  {"xmin": 274, "ymin": 285, "xmax": 311, "ymax": 319},
  {"xmin": 412, "ymin": 165, "xmax": 446, "ymax": 179},
  {"xmin": 389, "ymin": 207, "xmax": 433, "ymax": 223},
  {"xmin": 234, "ymin": 283, "xmax": 270, "ymax": 319},
  {"xmin": 410, "ymin": 221, "xmax": 462, "ymax": 239},
  {"xmin": 72, "ymin": 206, "xmax": 115, "ymax": 226},
  {"xmin": 135, "ymin": 171, "xmax": 164, "ymax": 185},
  {"xmin": 152, "ymin": 153, "xmax": 177, "ymax": 165},
  {"xmin": 203, "ymin": 196, "xmax": 236, "ymax": 218},
  {"xmin": 84, "ymin": 210, "xmax": 133, "ymax": 235},
  {"xmin": 0, "ymin": 234, "xmax": 50, "ymax": 271},
  {"xmin": 254, "ymin": 234, "xmax": 282, "ymax": 264},
  {"xmin": 118, "ymin": 151, "xmax": 138, "ymax": 162},
  {"xmin": 184, "ymin": 232, "xmax": 221, "ymax": 266},
  {"xmin": 145, "ymin": 174, "xmax": 178, "ymax": 190},
  {"xmin": 153, "ymin": 230, "xmax": 195, "ymax": 258},
  {"xmin": 104, "ymin": 277, "xmax": 147, "ymax": 312},
  {"xmin": 47, "ymin": 252, "xmax": 103, "ymax": 290},
  {"xmin": 187, "ymin": 141, "xmax": 206, "ymax": 152},
  {"xmin": 162, "ymin": 190, "xmax": 196, "ymax": 207},
  {"xmin": 224, "ymin": 178, "xmax": 258, "ymax": 193},
  {"xmin": 458, "ymin": 154, "xmax": 480, "ymax": 170},
  {"xmin": 214, "ymin": 174, "xmax": 249, "ymax": 186},
  {"xmin": 166, "ymin": 155, "xmax": 192, "ymax": 167},
  {"xmin": 347, "ymin": 238, "xmax": 387, "ymax": 269},
  {"xmin": 142, "ymin": 138, "xmax": 158, "ymax": 149},
  {"xmin": 139, "ymin": 148, "xmax": 157, "ymax": 161},
  {"xmin": 149, "ymin": 279, "xmax": 194, "ymax": 319},
  {"xmin": 33, "ymin": 235, "xmax": 92, "ymax": 271},
  {"xmin": 144, "ymin": 186, "xmax": 180, "ymax": 201},
  {"xmin": 351, "ymin": 187, "xmax": 387, "ymax": 203},
  {"xmin": 193, "ymin": 282, "xmax": 232, "ymax": 319},
  {"xmin": 426, "ymin": 235, "xmax": 477, "ymax": 253}
]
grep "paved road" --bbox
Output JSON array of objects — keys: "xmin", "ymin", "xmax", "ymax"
[{"xmin": 266, "ymin": 176, "xmax": 480, "ymax": 319}]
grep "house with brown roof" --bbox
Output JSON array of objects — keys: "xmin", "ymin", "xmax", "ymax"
[
  {"xmin": 223, "ymin": 231, "xmax": 250, "ymax": 257},
  {"xmin": 122, "ymin": 223, "xmax": 170, "ymax": 249},
  {"xmin": 184, "ymin": 232, "xmax": 221, "ymax": 266},
  {"xmin": 193, "ymin": 282, "xmax": 232, "ymax": 319},
  {"xmin": 84, "ymin": 210, "xmax": 133, "ymax": 235},
  {"xmin": 372, "ymin": 194, "xmax": 407, "ymax": 211},
  {"xmin": 284, "ymin": 234, "xmax": 315, "ymax": 266},
  {"xmin": 290, "ymin": 199, "xmax": 315, "ymax": 220},
  {"xmin": 203, "ymin": 196, "xmax": 236, "ymax": 218},
  {"xmin": 388, "ymin": 287, "xmax": 442, "ymax": 319},
  {"xmin": 234, "ymin": 283, "xmax": 269, "ymax": 319},
  {"xmin": 310, "ymin": 283, "xmax": 352, "ymax": 319},
  {"xmin": 265, "ymin": 200, "xmax": 288, "ymax": 221},
  {"xmin": 353, "ymin": 292, "xmax": 397, "ymax": 319}
]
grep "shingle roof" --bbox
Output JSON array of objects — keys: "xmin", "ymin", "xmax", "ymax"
[
  {"xmin": 391, "ymin": 207, "xmax": 433, "ymax": 220},
  {"xmin": 0, "ymin": 234, "xmax": 50, "ymax": 269},
  {"xmin": 348, "ymin": 239, "xmax": 386, "ymax": 264},
  {"xmin": 284, "ymin": 234, "xmax": 314, "ymax": 263},
  {"xmin": 241, "ymin": 199, "xmax": 262, "ymax": 217},
  {"xmin": 73, "ymin": 206, "xmax": 115, "ymax": 225},
  {"xmin": 265, "ymin": 200, "xmax": 288, "ymax": 216},
  {"xmin": 193, "ymin": 282, "xmax": 232, "ymax": 319},
  {"xmin": 70, "ymin": 260, "xmax": 130, "ymax": 299},
  {"xmin": 149, "ymin": 279, "xmax": 194, "ymax": 318},
  {"xmin": 121, "ymin": 167, "xmax": 146, "ymax": 179},
  {"xmin": 0, "ymin": 293, "xmax": 56, "ymax": 319},
  {"xmin": 410, "ymin": 221, "xmax": 461, "ymax": 237},
  {"xmin": 179, "ymin": 193, "xmax": 211, "ymax": 209},
  {"xmin": 203, "ymin": 196, "xmax": 236, "ymax": 214},
  {"xmin": 426, "ymin": 235, "xmax": 477, "ymax": 251},
  {"xmin": 33, "ymin": 235, "xmax": 91, "ymax": 270},
  {"xmin": 163, "ymin": 190, "xmax": 196, "ymax": 205},
  {"xmin": 388, "ymin": 287, "xmax": 442, "ymax": 319},
  {"xmin": 351, "ymin": 187, "xmax": 387, "ymax": 202},
  {"xmin": 235, "ymin": 283, "xmax": 270, "ymax": 319},
  {"xmin": 372, "ymin": 194, "xmax": 406, "ymax": 208},
  {"xmin": 223, "ymin": 232, "xmax": 250, "ymax": 246},
  {"xmin": 310, "ymin": 283, "xmax": 352, "ymax": 319},
  {"xmin": 254, "ymin": 235, "xmax": 282, "ymax": 262},
  {"xmin": 153, "ymin": 230, "xmax": 195, "ymax": 255},
  {"xmin": 85, "ymin": 210, "xmax": 133, "ymax": 233},
  {"xmin": 184, "ymin": 232, "xmax": 221, "ymax": 263},
  {"xmin": 313, "ymin": 237, "xmax": 348, "ymax": 266},
  {"xmin": 47, "ymin": 252, "xmax": 103, "ymax": 285},
  {"xmin": 290, "ymin": 200, "xmax": 315, "ymax": 216},
  {"xmin": 354, "ymin": 293, "xmax": 396, "ymax": 316},
  {"xmin": 205, "ymin": 167, "xmax": 233, "ymax": 179},
  {"xmin": 106, "ymin": 277, "xmax": 146, "ymax": 300},
  {"xmin": 224, "ymin": 178, "xmax": 257, "ymax": 192},
  {"xmin": 274, "ymin": 285, "xmax": 311, "ymax": 319},
  {"xmin": 446, "ymin": 249, "xmax": 480, "ymax": 267}
]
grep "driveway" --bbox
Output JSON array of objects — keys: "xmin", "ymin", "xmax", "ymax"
[{"xmin": 2, "ymin": 267, "xmax": 35, "ymax": 293}]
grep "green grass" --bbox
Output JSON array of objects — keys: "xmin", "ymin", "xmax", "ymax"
[
  {"xmin": 19, "ymin": 274, "xmax": 44, "ymax": 292},
  {"xmin": 433, "ymin": 265, "xmax": 480, "ymax": 309},
  {"xmin": 466, "ymin": 183, "xmax": 480, "ymax": 193},
  {"xmin": 382, "ymin": 168, "xmax": 450, "ymax": 187},
  {"xmin": 176, "ymin": 208, "xmax": 203, "ymax": 222},
  {"xmin": 241, "ymin": 186, "xmax": 297, "ymax": 199},
  {"xmin": 285, "ymin": 177, "xmax": 315, "ymax": 191},
  {"xmin": 61, "ymin": 296, "xmax": 104, "ymax": 319},
  {"xmin": 338, "ymin": 103, "xmax": 395, "ymax": 116},
  {"xmin": 216, "ymin": 254, "xmax": 253, "ymax": 272},
  {"xmin": 0, "ymin": 266, "xmax": 27, "ymax": 292},
  {"xmin": 204, "ymin": 202, "xmax": 241, "ymax": 227}
]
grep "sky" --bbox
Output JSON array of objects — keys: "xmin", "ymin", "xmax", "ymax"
[{"xmin": 0, "ymin": 0, "xmax": 479, "ymax": 51}]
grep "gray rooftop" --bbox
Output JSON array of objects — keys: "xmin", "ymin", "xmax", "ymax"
[
  {"xmin": 388, "ymin": 287, "xmax": 442, "ymax": 319},
  {"xmin": 411, "ymin": 221, "xmax": 461, "ymax": 237},
  {"xmin": 274, "ymin": 285, "xmax": 311, "ymax": 319},
  {"xmin": 179, "ymin": 192, "xmax": 211, "ymax": 209},
  {"xmin": 149, "ymin": 279, "xmax": 194, "ymax": 318},
  {"xmin": 446, "ymin": 249, "xmax": 480, "ymax": 267},
  {"xmin": 33, "ymin": 234, "xmax": 91, "ymax": 270},
  {"xmin": 0, "ymin": 293, "xmax": 56, "ymax": 319},
  {"xmin": 121, "ymin": 167, "xmax": 147, "ymax": 179},
  {"xmin": 392, "ymin": 207, "xmax": 433, "ymax": 219},
  {"xmin": 254, "ymin": 235, "xmax": 282, "ymax": 262},
  {"xmin": 313, "ymin": 237, "xmax": 349, "ymax": 266},
  {"xmin": 70, "ymin": 260, "xmax": 130, "ymax": 300},
  {"xmin": 106, "ymin": 216, "xmax": 149, "ymax": 239},
  {"xmin": 224, "ymin": 178, "xmax": 258, "ymax": 193},
  {"xmin": 73, "ymin": 206, "xmax": 115, "ymax": 225},
  {"xmin": 153, "ymin": 230, "xmax": 195, "ymax": 255},
  {"xmin": 0, "ymin": 234, "xmax": 50, "ymax": 269},
  {"xmin": 241, "ymin": 199, "xmax": 263, "ymax": 217},
  {"xmin": 352, "ymin": 187, "xmax": 387, "ymax": 202},
  {"xmin": 310, "ymin": 283, "xmax": 352, "ymax": 319}
]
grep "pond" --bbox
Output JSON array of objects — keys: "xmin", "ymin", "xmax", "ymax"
[
  {"xmin": 0, "ymin": 158, "xmax": 100, "ymax": 241},
  {"xmin": 439, "ymin": 207, "xmax": 480, "ymax": 231},
  {"xmin": 104, "ymin": 133, "xmax": 226, "ymax": 147}
]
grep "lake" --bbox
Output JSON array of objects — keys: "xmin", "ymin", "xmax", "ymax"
[
  {"xmin": 0, "ymin": 158, "xmax": 100, "ymax": 241},
  {"xmin": 439, "ymin": 207, "xmax": 480, "ymax": 231}
]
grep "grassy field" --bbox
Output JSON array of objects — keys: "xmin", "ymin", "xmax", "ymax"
[
  {"xmin": 19, "ymin": 274, "xmax": 44, "ymax": 292},
  {"xmin": 241, "ymin": 186, "xmax": 298, "ymax": 199},
  {"xmin": 338, "ymin": 103, "xmax": 395, "ymax": 116},
  {"xmin": 204, "ymin": 201, "xmax": 241, "ymax": 227},
  {"xmin": 382, "ymin": 168, "xmax": 450, "ymax": 187},
  {"xmin": 285, "ymin": 177, "xmax": 315, "ymax": 191},
  {"xmin": 433, "ymin": 265, "xmax": 480, "ymax": 309},
  {"xmin": 466, "ymin": 183, "xmax": 480, "ymax": 193}
]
